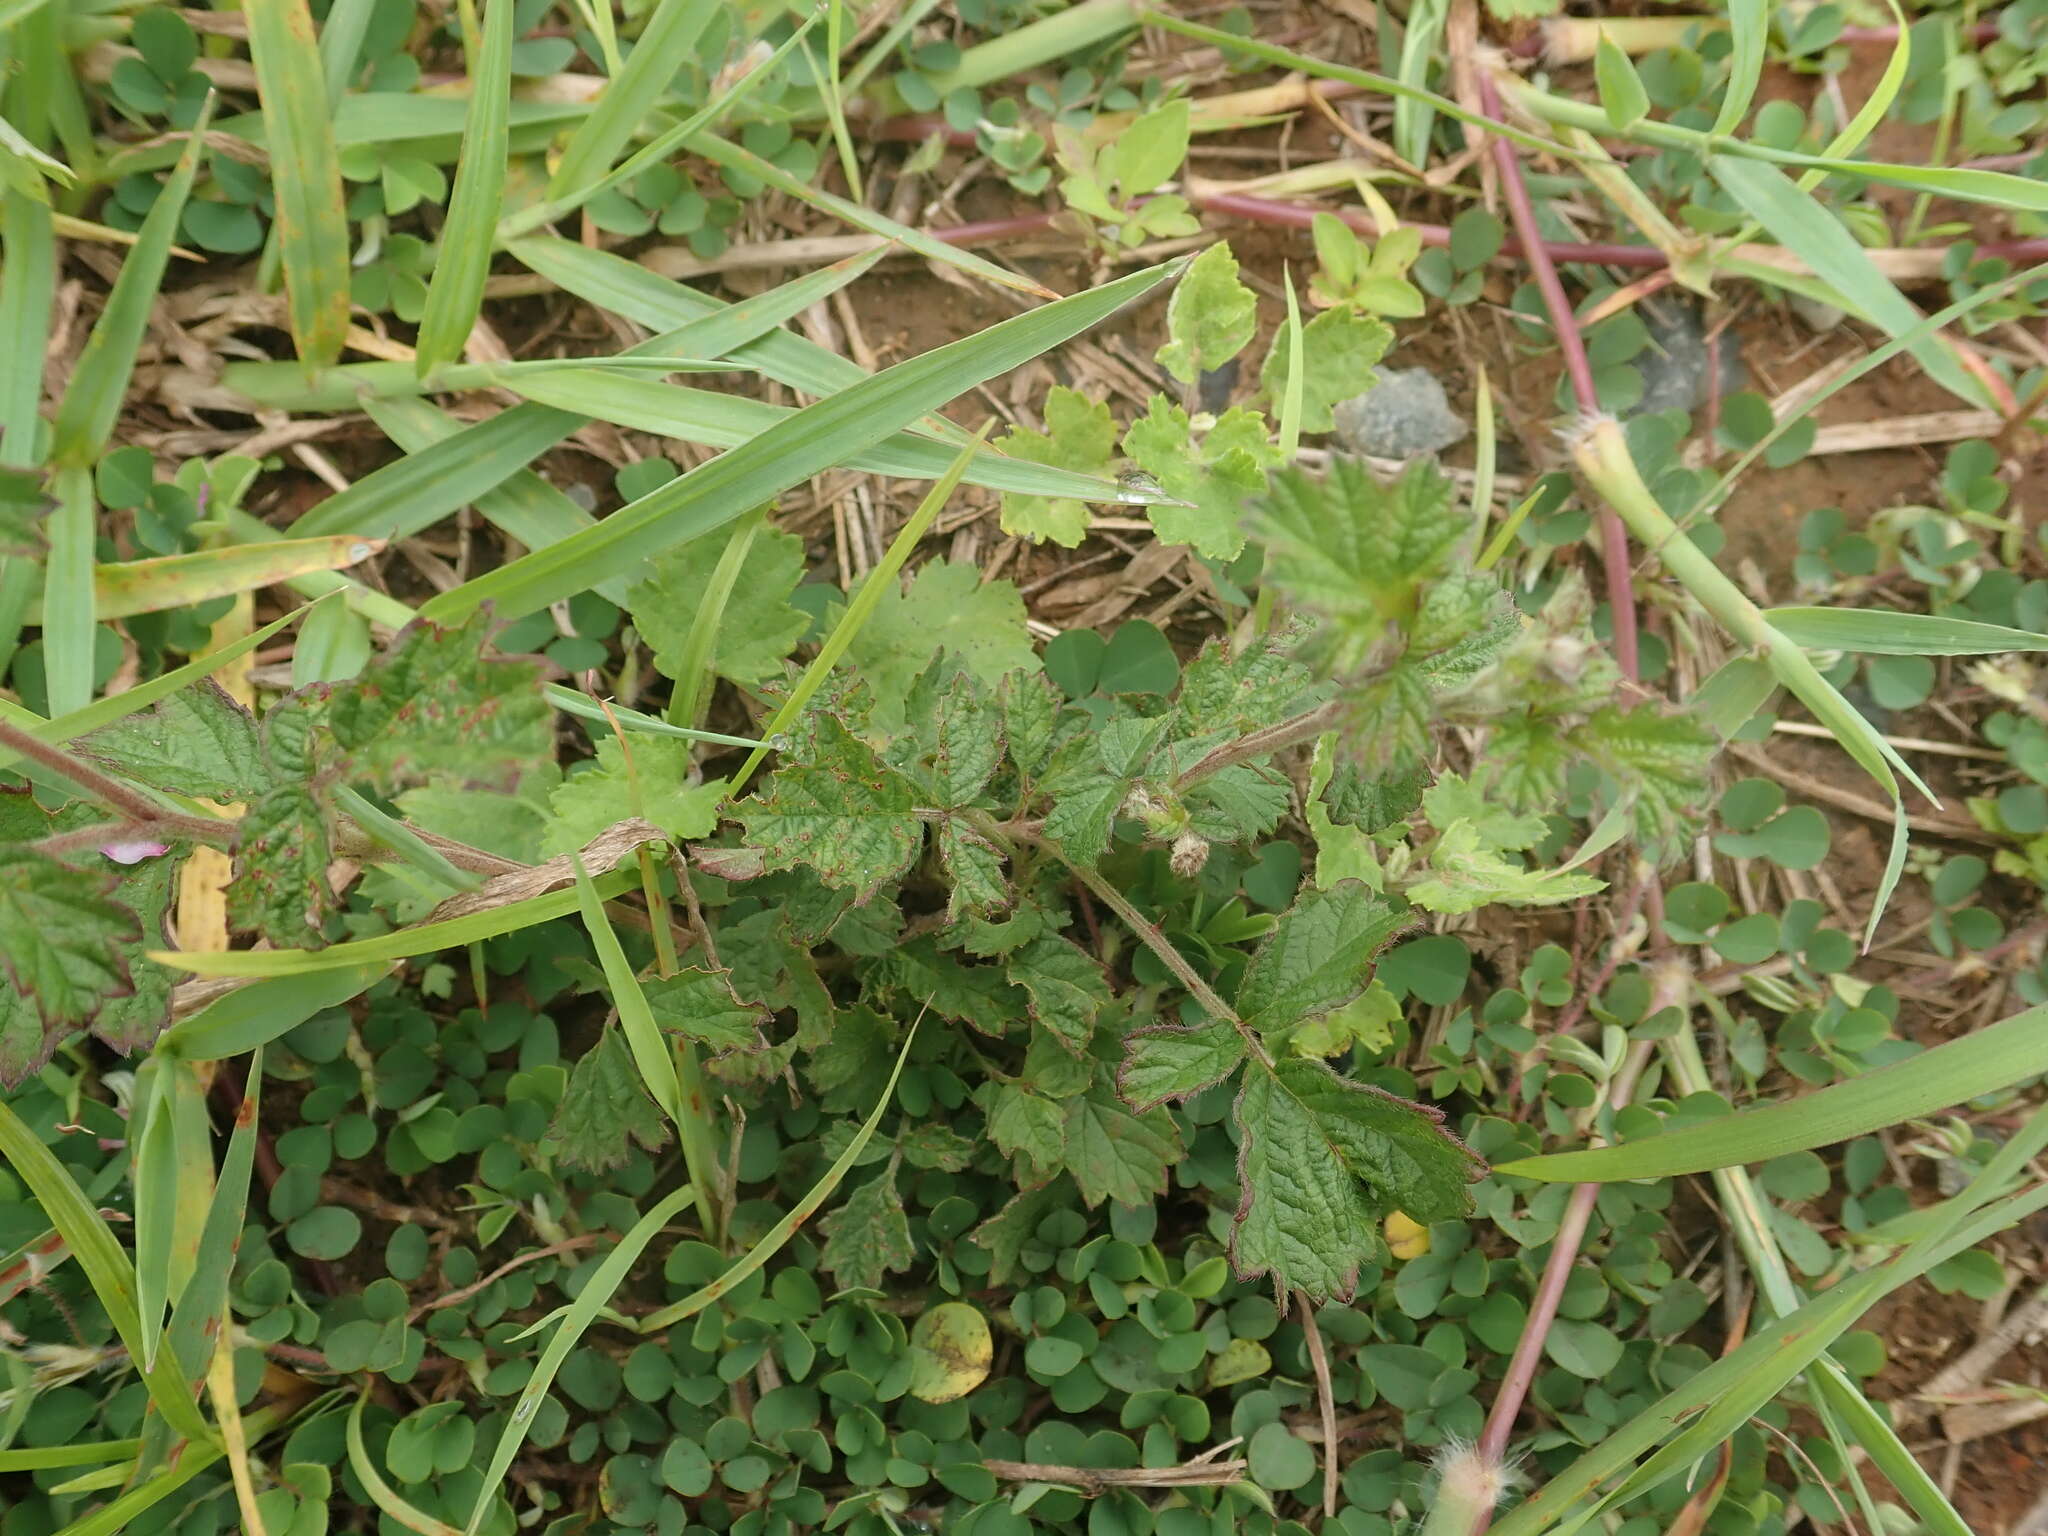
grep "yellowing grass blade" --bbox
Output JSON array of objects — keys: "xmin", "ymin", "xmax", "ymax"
[
  {"xmin": 414, "ymin": 0, "xmax": 511, "ymax": 374},
  {"xmin": 245, "ymin": 0, "xmax": 352, "ymax": 365},
  {"xmin": 22, "ymin": 536, "xmax": 381, "ymax": 622},
  {"xmin": 420, "ymin": 259, "xmax": 1182, "ymax": 622}
]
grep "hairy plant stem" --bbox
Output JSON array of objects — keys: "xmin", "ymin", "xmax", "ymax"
[
  {"xmin": 641, "ymin": 845, "xmax": 723, "ymax": 1245},
  {"xmin": 1173, "ymin": 698, "xmax": 1343, "ymax": 791},
  {"xmin": 980, "ymin": 810, "xmax": 1273, "ymax": 1065},
  {"xmin": 1469, "ymin": 960, "xmax": 1689, "ymax": 1533},
  {"xmin": 1478, "ymin": 72, "xmax": 1639, "ymax": 683},
  {"xmin": 0, "ymin": 717, "xmax": 228, "ymax": 847}
]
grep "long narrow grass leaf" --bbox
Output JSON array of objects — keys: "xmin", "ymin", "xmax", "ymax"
[
  {"xmin": 547, "ymin": 685, "xmax": 764, "ymax": 750},
  {"xmin": 160, "ymin": 1050, "xmax": 263, "ymax": 1381},
  {"xmin": 1709, "ymin": 155, "xmax": 1990, "ymax": 410},
  {"xmin": 459, "ymin": 1180, "xmax": 700, "ymax": 1535},
  {"xmin": 40, "ymin": 465, "xmax": 94, "ymax": 715},
  {"xmin": 1765, "ymin": 607, "xmax": 2048, "ymax": 655},
  {"xmin": 51, "ymin": 99, "xmax": 209, "ymax": 466},
  {"xmin": 546, "ymin": 0, "xmax": 717, "ymax": 198},
  {"xmin": 732, "ymin": 426, "xmax": 987, "ymax": 792},
  {"xmin": 0, "ymin": 1099, "xmax": 214, "ymax": 1445},
  {"xmin": 158, "ymin": 965, "xmax": 390, "ymax": 1059},
  {"xmin": 414, "ymin": 0, "xmax": 512, "ymax": 373},
  {"xmin": 1496, "ymin": 999, "xmax": 2048, "ymax": 1182},
  {"xmin": 690, "ymin": 130, "xmax": 1051, "ymax": 297},
  {"xmin": 244, "ymin": 0, "xmax": 351, "ymax": 364},
  {"xmin": 154, "ymin": 865, "xmax": 640, "ymax": 976},
  {"xmin": 1712, "ymin": 0, "xmax": 1766, "ymax": 134},
  {"xmin": 348, "ymin": 1392, "xmax": 465, "ymax": 1536},
  {"xmin": 336, "ymin": 784, "xmax": 483, "ymax": 893},
  {"xmin": 636, "ymin": 1016, "xmax": 921, "ymax": 1333},
  {"xmin": 0, "ymin": 1442, "xmax": 141, "ymax": 1473},
  {"xmin": 0, "ymin": 190, "xmax": 54, "ymax": 466},
  {"xmin": 495, "ymin": 367, "xmax": 1130, "ymax": 500},
  {"xmin": 420, "ymin": 260, "xmax": 1178, "ymax": 623}
]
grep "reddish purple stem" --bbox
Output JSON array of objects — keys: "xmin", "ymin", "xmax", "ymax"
[{"xmin": 1477, "ymin": 73, "xmax": 1639, "ymax": 682}]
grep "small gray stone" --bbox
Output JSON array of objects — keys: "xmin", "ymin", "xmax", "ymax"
[
  {"xmin": 1790, "ymin": 294, "xmax": 1846, "ymax": 333},
  {"xmin": 1633, "ymin": 297, "xmax": 1746, "ymax": 416},
  {"xmin": 1330, "ymin": 366, "xmax": 1468, "ymax": 460}
]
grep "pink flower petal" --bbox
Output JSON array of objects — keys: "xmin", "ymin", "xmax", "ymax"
[{"xmin": 101, "ymin": 840, "xmax": 170, "ymax": 866}]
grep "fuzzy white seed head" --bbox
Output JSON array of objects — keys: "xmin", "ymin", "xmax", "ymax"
[{"xmin": 1433, "ymin": 1438, "xmax": 1519, "ymax": 1512}]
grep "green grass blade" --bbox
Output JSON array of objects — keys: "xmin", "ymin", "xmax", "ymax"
[
  {"xmin": 336, "ymin": 784, "xmax": 484, "ymax": 893},
  {"xmin": 546, "ymin": 0, "xmax": 718, "ymax": 199},
  {"xmin": 1275, "ymin": 269, "xmax": 1304, "ymax": 461},
  {"xmin": 221, "ymin": 510, "xmax": 418, "ymax": 627},
  {"xmin": 1490, "ymin": 1182, "xmax": 2048, "ymax": 1536},
  {"xmin": 413, "ymin": 0, "xmax": 512, "ymax": 374},
  {"xmin": 158, "ymin": 966, "xmax": 389, "ymax": 1059},
  {"xmin": 0, "ymin": 1442, "xmax": 141, "ymax": 1473},
  {"xmin": 159, "ymin": 1049, "xmax": 263, "ymax": 1383},
  {"xmin": 507, "ymin": 12, "xmax": 817, "ymax": 240},
  {"xmin": 546, "ymin": 685, "xmax": 764, "ymax": 750},
  {"xmin": 0, "ymin": 189, "xmax": 54, "ymax": 466},
  {"xmin": 508, "ymin": 236, "xmax": 916, "ymax": 411},
  {"xmin": 244, "ymin": 0, "xmax": 351, "ymax": 365},
  {"xmin": 574, "ymin": 856, "xmax": 720, "ymax": 1237},
  {"xmin": 129, "ymin": 1064, "xmax": 180, "ymax": 1368},
  {"xmin": 690, "ymin": 130, "xmax": 1053, "ymax": 298},
  {"xmin": 348, "ymin": 1391, "xmax": 466, "ymax": 1536},
  {"xmin": 1712, "ymin": 0, "xmax": 1766, "ymax": 134},
  {"xmin": 44, "ymin": 1432, "xmax": 232, "ymax": 1536},
  {"xmin": 459, "ymin": 1180, "xmax": 700, "ymax": 1535},
  {"xmin": 667, "ymin": 508, "xmax": 761, "ymax": 727},
  {"xmin": 0, "ymin": 1099, "xmax": 213, "ymax": 1446},
  {"xmin": 419, "ymin": 259, "xmax": 1180, "ymax": 623},
  {"xmin": 41, "ymin": 465, "xmax": 94, "ymax": 716},
  {"xmin": 286, "ymin": 250, "xmax": 895, "ymax": 553},
  {"xmin": 1709, "ymin": 155, "xmax": 1991, "ymax": 410},
  {"xmin": 1496, "ymin": 999, "xmax": 2048, "ymax": 1182},
  {"xmin": 0, "ymin": 599, "xmax": 310, "ymax": 774},
  {"xmin": 154, "ymin": 864, "xmax": 640, "ymax": 976},
  {"xmin": 50, "ymin": 98, "xmax": 209, "ymax": 466},
  {"xmin": 360, "ymin": 397, "xmax": 611, "ymax": 595},
  {"xmin": 636, "ymin": 1017, "xmax": 920, "ymax": 1332},
  {"xmin": 731, "ymin": 426, "xmax": 987, "ymax": 792},
  {"xmin": 317, "ymin": 0, "xmax": 377, "ymax": 95},
  {"xmin": 1765, "ymin": 607, "xmax": 2048, "ymax": 655},
  {"xmin": 495, "ymin": 367, "xmax": 1135, "ymax": 500}
]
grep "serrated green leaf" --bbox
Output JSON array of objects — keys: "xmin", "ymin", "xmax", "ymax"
[
  {"xmin": 1406, "ymin": 821, "xmax": 1605, "ymax": 914},
  {"xmin": 1000, "ymin": 670, "xmax": 1060, "ymax": 779},
  {"xmin": 1258, "ymin": 308, "xmax": 1393, "ymax": 434},
  {"xmin": 1291, "ymin": 978, "xmax": 1399, "ymax": 1059},
  {"xmin": 737, "ymin": 714, "xmax": 922, "ymax": 904},
  {"xmin": 629, "ymin": 524, "xmax": 809, "ymax": 687},
  {"xmin": 90, "ymin": 849, "xmax": 179, "ymax": 1054},
  {"xmin": 1117, "ymin": 1019, "xmax": 1245, "ymax": 1112},
  {"xmin": 549, "ymin": 1028, "xmax": 671, "ymax": 1172},
  {"xmin": 973, "ymin": 1182, "xmax": 1067, "ymax": 1286},
  {"xmin": 819, "ymin": 1166, "xmax": 914, "ymax": 1292},
  {"xmin": 987, "ymin": 1084, "xmax": 1065, "ymax": 1185},
  {"xmin": 1237, "ymin": 881, "xmax": 1410, "ymax": 1035},
  {"xmin": 872, "ymin": 940, "xmax": 1016, "ymax": 1036},
  {"xmin": 543, "ymin": 735, "xmax": 727, "ymax": 856},
  {"xmin": 1574, "ymin": 704, "xmax": 1716, "ymax": 842},
  {"xmin": 1176, "ymin": 623, "xmax": 1319, "ymax": 738},
  {"xmin": 1157, "ymin": 242, "xmax": 1258, "ymax": 385},
  {"xmin": 996, "ymin": 386, "xmax": 1116, "ymax": 548},
  {"xmin": 938, "ymin": 820, "xmax": 1008, "ymax": 921},
  {"xmin": 71, "ymin": 679, "xmax": 271, "ymax": 803},
  {"xmin": 228, "ymin": 785, "xmax": 331, "ymax": 948},
  {"xmin": 1232, "ymin": 1056, "xmax": 1482, "ymax": 1300},
  {"xmin": 326, "ymin": 612, "xmax": 551, "ymax": 791},
  {"xmin": 642, "ymin": 966, "xmax": 766, "ymax": 1055},
  {"xmin": 844, "ymin": 562, "xmax": 1036, "ymax": 732},
  {"xmin": 1040, "ymin": 714, "xmax": 1168, "ymax": 865},
  {"xmin": 0, "ymin": 846, "xmax": 141, "ymax": 1041},
  {"xmin": 1064, "ymin": 1085, "xmax": 1177, "ymax": 1208},
  {"xmin": 1123, "ymin": 400, "xmax": 1279, "ymax": 561},
  {"xmin": 1007, "ymin": 935, "xmax": 1110, "ymax": 1056}
]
